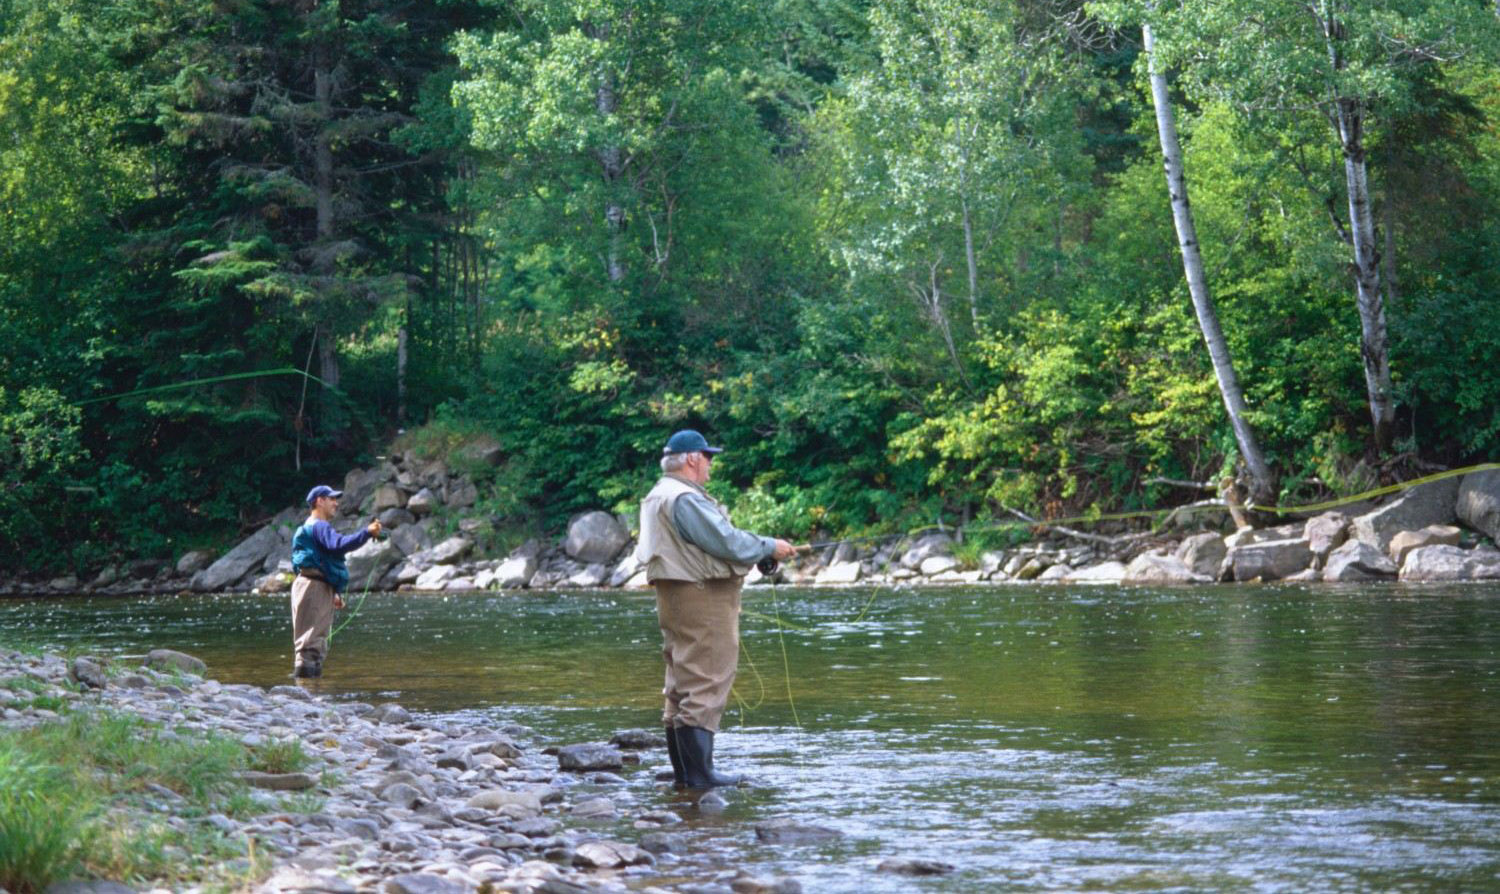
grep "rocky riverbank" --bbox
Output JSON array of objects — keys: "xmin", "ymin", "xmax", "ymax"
[
  {"xmin": 6, "ymin": 456, "xmax": 1500, "ymax": 597},
  {"xmin": 2, "ymin": 648, "xmax": 870, "ymax": 894}
]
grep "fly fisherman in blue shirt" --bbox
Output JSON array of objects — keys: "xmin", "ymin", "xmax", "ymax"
[{"xmin": 289, "ymin": 485, "xmax": 382, "ymax": 678}]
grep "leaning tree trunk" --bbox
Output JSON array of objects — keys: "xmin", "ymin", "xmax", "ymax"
[{"xmin": 1143, "ymin": 23, "xmax": 1277, "ymax": 508}]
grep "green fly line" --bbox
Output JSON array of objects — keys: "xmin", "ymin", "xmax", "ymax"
[{"xmin": 74, "ymin": 367, "xmax": 340, "ymax": 406}]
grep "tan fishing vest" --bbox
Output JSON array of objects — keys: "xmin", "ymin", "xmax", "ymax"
[{"xmin": 636, "ymin": 474, "xmax": 752, "ymax": 583}]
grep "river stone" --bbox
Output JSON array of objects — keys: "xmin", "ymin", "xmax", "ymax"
[
  {"xmin": 1389, "ymin": 525, "xmax": 1463, "ymax": 565},
  {"xmin": 899, "ymin": 533, "xmax": 953, "ymax": 569},
  {"xmin": 427, "ymin": 536, "xmax": 472, "ymax": 566},
  {"xmin": 371, "ymin": 703, "xmax": 413, "ymax": 724},
  {"xmin": 1351, "ymin": 477, "xmax": 1461, "ymax": 553},
  {"xmin": 728, "ymin": 873, "xmax": 802, "ymax": 894},
  {"xmin": 175, "ymin": 549, "xmax": 217, "ymax": 576},
  {"xmin": 566, "ymin": 563, "xmax": 609, "ymax": 588},
  {"xmin": 1035, "ymin": 563, "xmax": 1071, "ymax": 581},
  {"xmin": 564, "ymin": 511, "xmax": 630, "ymax": 564},
  {"xmin": 1303, "ymin": 512, "xmax": 1350, "ymax": 561},
  {"xmin": 639, "ymin": 831, "xmax": 685, "ymax": 854},
  {"xmin": 1065, "ymin": 561, "xmax": 1127, "ymax": 584},
  {"xmin": 69, "ymin": 656, "xmax": 108, "ymax": 690},
  {"xmin": 390, "ymin": 524, "xmax": 433, "ymax": 558},
  {"xmin": 406, "ymin": 488, "xmax": 439, "ymax": 517},
  {"xmin": 1457, "ymin": 469, "xmax": 1500, "ymax": 543},
  {"xmin": 816, "ymin": 561, "xmax": 862, "ymax": 584},
  {"xmin": 446, "ymin": 477, "xmax": 478, "ymax": 509},
  {"xmin": 342, "ymin": 465, "xmax": 391, "ymax": 514},
  {"xmin": 466, "ymin": 789, "xmax": 542, "ymax": 813},
  {"xmin": 1398, "ymin": 545, "xmax": 1500, "ymax": 581},
  {"xmin": 918, "ymin": 555, "xmax": 960, "ymax": 576},
  {"xmin": 382, "ymin": 874, "xmax": 466, "ymax": 894},
  {"xmin": 193, "ymin": 525, "xmax": 283, "ymax": 591},
  {"xmin": 754, "ymin": 819, "xmax": 844, "ymax": 844},
  {"xmin": 1175, "ymin": 532, "xmax": 1227, "ymax": 578},
  {"xmin": 378, "ymin": 508, "xmax": 417, "ymax": 529},
  {"xmin": 257, "ymin": 866, "xmax": 358, "ymax": 894},
  {"xmin": 380, "ymin": 782, "xmax": 425, "ymax": 809},
  {"xmin": 569, "ymin": 796, "xmax": 617, "ymax": 818},
  {"xmin": 144, "ymin": 649, "xmax": 206, "ymax": 675},
  {"xmin": 43, "ymin": 883, "xmax": 137, "ymax": 894},
  {"xmin": 1321, "ymin": 540, "xmax": 1398, "ymax": 582},
  {"xmin": 371, "ymin": 484, "xmax": 407, "ymax": 513},
  {"xmin": 1225, "ymin": 538, "xmax": 1312, "ymax": 581},
  {"xmin": 557, "ymin": 743, "xmax": 622, "ymax": 771},
  {"xmin": 877, "ymin": 858, "xmax": 956, "ymax": 876},
  {"xmin": 414, "ymin": 566, "xmax": 457, "ymax": 590},
  {"xmin": 567, "ymin": 839, "xmax": 653, "ymax": 869},
  {"xmin": 1123, "ymin": 552, "xmax": 1211, "ymax": 584},
  {"xmin": 494, "ymin": 555, "xmax": 538, "ymax": 589},
  {"xmin": 610, "ymin": 729, "xmax": 667, "ymax": 749},
  {"xmin": 243, "ymin": 771, "xmax": 319, "ymax": 791}
]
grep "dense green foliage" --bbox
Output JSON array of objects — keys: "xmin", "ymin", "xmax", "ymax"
[{"xmin": 2, "ymin": 0, "xmax": 1499, "ymax": 571}]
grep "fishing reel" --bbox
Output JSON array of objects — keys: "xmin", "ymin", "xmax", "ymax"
[{"xmin": 756, "ymin": 556, "xmax": 780, "ymax": 576}]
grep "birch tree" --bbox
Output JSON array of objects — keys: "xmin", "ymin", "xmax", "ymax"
[{"xmin": 1141, "ymin": 22, "xmax": 1276, "ymax": 506}]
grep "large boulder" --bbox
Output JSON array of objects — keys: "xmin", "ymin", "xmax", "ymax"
[
  {"xmin": 342, "ymin": 464, "xmax": 392, "ymax": 513},
  {"xmin": 446, "ymin": 476, "xmax": 478, "ymax": 509},
  {"xmin": 1175, "ymin": 532, "xmax": 1226, "ymax": 579},
  {"xmin": 564, "ymin": 511, "xmax": 630, "ymax": 564},
  {"xmin": 1388, "ymin": 524, "xmax": 1462, "ymax": 565},
  {"xmin": 371, "ymin": 484, "xmax": 407, "ymax": 513},
  {"xmin": 494, "ymin": 555, "xmax": 538, "ymax": 588},
  {"xmin": 414, "ymin": 565, "xmax": 458, "ymax": 590},
  {"xmin": 1350, "ymin": 477, "xmax": 1461, "ymax": 553},
  {"xmin": 346, "ymin": 538, "xmax": 401, "ymax": 589},
  {"xmin": 1303, "ymin": 512, "xmax": 1350, "ymax": 563},
  {"xmin": 816, "ymin": 561, "xmax": 863, "ymax": 584},
  {"xmin": 192, "ymin": 525, "xmax": 283, "ymax": 592},
  {"xmin": 175, "ymin": 549, "xmax": 217, "ymax": 577},
  {"xmin": 1321, "ymin": 540, "xmax": 1398, "ymax": 582},
  {"xmin": 1457, "ymin": 469, "xmax": 1500, "ymax": 543},
  {"xmin": 1123, "ymin": 552, "xmax": 1212, "ymax": 584},
  {"xmin": 390, "ymin": 524, "xmax": 432, "ymax": 558},
  {"xmin": 1398, "ymin": 545, "xmax": 1500, "ymax": 581},
  {"xmin": 1065, "ymin": 561, "xmax": 1128, "ymax": 584},
  {"xmin": 406, "ymin": 488, "xmax": 439, "ymax": 517},
  {"xmin": 899, "ymin": 533, "xmax": 954, "ymax": 569},
  {"xmin": 428, "ymin": 536, "xmax": 472, "ymax": 565},
  {"xmin": 1225, "ymin": 538, "xmax": 1312, "ymax": 581}
]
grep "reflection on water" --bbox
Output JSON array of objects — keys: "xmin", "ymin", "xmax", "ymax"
[{"xmin": 4, "ymin": 583, "xmax": 1500, "ymax": 891}]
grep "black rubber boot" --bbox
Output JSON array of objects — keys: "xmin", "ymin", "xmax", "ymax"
[
  {"xmin": 665, "ymin": 725, "xmax": 686, "ymax": 787},
  {"xmin": 294, "ymin": 662, "xmax": 322, "ymax": 678},
  {"xmin": 674, "ymin": 725, "xmax": 742, "ymax": 789}
]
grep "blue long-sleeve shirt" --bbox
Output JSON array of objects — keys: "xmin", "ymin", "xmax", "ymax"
[
  {"xmin": 672, "ymin": 493, "xmax": 775, "ymax": 565},
  {"xmin": 290, "ymin": 519, "xmax": 372, "ymax": 592}
]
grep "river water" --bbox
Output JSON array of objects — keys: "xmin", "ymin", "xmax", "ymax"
[{"xmin": 4, "ymin": 583, "xmax": 1500, "ymax": 892}]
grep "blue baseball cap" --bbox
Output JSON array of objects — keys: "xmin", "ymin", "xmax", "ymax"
[
  {"xmin": 305, "ymin": 484, "xmax": 343, "ymax": 505},
  {"xmin": 663, "ymin": 429, "xmax": 723, "ymax": 455}
]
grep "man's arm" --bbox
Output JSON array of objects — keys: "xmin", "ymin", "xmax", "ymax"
[
  {"xmin": 672, "ymin": 494, "xmax": 775, "ymax": 564},
  {"xmin": 311, "ymin": 520, "xmax": 373, "ymax": 556}
]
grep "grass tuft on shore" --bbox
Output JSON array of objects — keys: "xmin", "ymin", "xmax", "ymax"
[{"xmin": 0, "ymin": 707, "xmax": 276, "ymax": 893}]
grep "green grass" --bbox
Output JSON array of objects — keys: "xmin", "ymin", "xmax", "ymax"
[
  {"xmin": 0, "ymin": 707, "xmax": 272, "ymax": 893},
  {"xmin": 245, "ymin": 737, "xmax": 310, "ymax": 774}
]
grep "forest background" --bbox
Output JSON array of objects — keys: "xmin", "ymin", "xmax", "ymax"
[{"xmin": 4, "ymin": 0, "xmax": 1500, "ymax": 573}]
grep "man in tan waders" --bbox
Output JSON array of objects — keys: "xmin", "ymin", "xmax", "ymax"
[
  {"xmin": 637, "ymin": 430, "xmax": 797, "ymax": 788},
  {"xmin": 289, "ymin": 485, "xmax": 381, "ymax": 678}
]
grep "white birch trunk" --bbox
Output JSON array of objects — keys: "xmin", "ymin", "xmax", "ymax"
[{"xmin": 1144, "ymin": 23, "xmax": 1276, "ymax": 506}]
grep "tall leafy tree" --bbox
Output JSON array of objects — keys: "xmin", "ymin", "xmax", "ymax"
[{"xmin": 1117, "ymin": 0, "xmax": 1500, "ymax": 453}]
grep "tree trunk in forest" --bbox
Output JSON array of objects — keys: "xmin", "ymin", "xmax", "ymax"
[
  {"xmin": 314, "ymin": 64, "xmax": 334, "ymax": 242},
  {"xmin": 397, "ymin": 322, "xmax": 408, "ymax": 425},
  {"xmin": 1143, "ymin": 23, "xmax": 1277, "ymax": 507},
  {"xmin": 958, "ymin": 138, "xmax": 980, "ymax": 328},
  {"xmin": 1322, "ymin": 6, "xmax": 1396, "ymax": 452},
  {"xmin": 589, "ymin": 23, "xmax": 626, "ymax": 285},
  {"xmin": 318, "ymin": 326, "xmax": 341, "ymax": 390}
]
